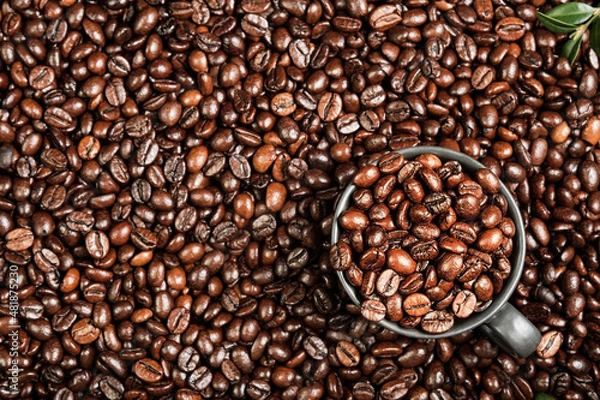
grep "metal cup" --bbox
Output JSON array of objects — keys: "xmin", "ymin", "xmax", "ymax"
[{"xmin": 331, "ymin": 146, "xmax": 541, "ymax": 358}]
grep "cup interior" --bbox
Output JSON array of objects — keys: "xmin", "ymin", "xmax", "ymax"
[{"xmin": 331, "ymin": 146, "xmax": 527, "ymax": 338}]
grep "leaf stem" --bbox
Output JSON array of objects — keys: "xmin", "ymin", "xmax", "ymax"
[{"xmin": 572, "ymin": 7, "xmax": 600, "ymax": 40}]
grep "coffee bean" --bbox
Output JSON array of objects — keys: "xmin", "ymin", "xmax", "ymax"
[
  {"xmin": 437, "ymin": 253, "xmax": 465, "ymax": 281},
  {"xmin": 398, "ymin": 273, "xmax": 425, "ymax": 295},
  {"xmin": 126, "ymin": 115, "xmax": 153, "ymax": 138},
  {"xmin": 85, "ymin": 231, "xmax": 110, "ymax": 259},
  {"xmin": 369, "ymin": 4, "xmax": 403, "ymax": 31},
  {"xmin": 477, "ymin": 228, "xmax": 504, "ymax": 252},
  {"xmin": 424, "ymin": 192, "xmax": 451, "ymax": 214},
  {"xmin": 29, "ymin": 65, "xmax": 55, "ymax": 90},
  {"xmin": 582, "ymin": 115, "xmax": 600, "ymax": 146},
  {"xmin": 6, "ymin": 227, "xmax": 34, "ymax": 251},
  {"xmin": 188, "ymin": 366, "xmax": 212, "ymax": 391},
  {"xmin": 177, "ymin": 347, "xmax": 200, "ymax": 372},
  {"xmin": 303, "ymin": 335, "xmax": 328, "ymax": 360},
  {"xmin": 376, "ymin": 269, "xmax": 401, "ymax": 297},
  {"xmin": 98, "ymin": 376, "xmax": 124, "ymax": 400},
  {"xmin": 471, "ymin": 65, "xmax": 495, "ymax": 90},
  {"xmin": 2, "ymin": 0, "xmax": 594, "ymax": 397},
  {"xmin": 289, "ymin": 39, "xmax": 314, "ymax": 69},
  {"xmin": 353, "ymin": 165, "xmax": 380, "ymax": 188},
  {"xmin": 44, "ymin": 107, "xmax": 73, "ymax": 129},
  {"xmin": 134, "ymin": 358, "xmax": 164, "ymax": 383},
  {"xmin": 452, "ymin": 290, "xmax": 477, "ymax": 318},
  {"xmin": 537, "ymin": 331, "xmax": 563, "ymax": 359},
  {"xmin": 316, "ymin": 92, "xmax": 341, "ymax": 123},
  {"xmin": 403, "ymin": 293, "xmax": 432, "ymax": 317},
  {"xmin": 330, "ymin": 242, "xmax": 352, "ymax": 271},
  {"xmin": 271, "ymin": 92, "xmax": 296, "ymax": 116},
  {"xmin": 71, "ymin": 318, "xmax": 100, "ymax": 345},
  {"xmin": 456, "ymin": 194, "xmax": 481, "ymax": 220},
  {"xmin": 387, "ymin": 248, "xmax": 417, "ymax": 275},
  {"xmin": 335, "ymin": 340, "xmax": 360, "ymax": 367},
  {"xmin": 495, "ymin": 17, "xmax": 526, "ymax": 41},
  {"xmin": 361, "ymin": 85, "xmax": 386, "ymax": 108},
  {"xmin": 380, "ymin": 380, "xmax": 409, "ymax": 400},
  {"xmin": 340, "ymin": 208, "xmax": 369, "ymax": 231},
  {"xmin": 241, "ymin": 14, "xmax": 269, "ymax": 37},
  {"xmin": 361, "ymin": 299, "xmax": 387, "ymax": 322},
  {"xmin": 421, "ymin": 311, "xmax": 454, "ymax": 333}
]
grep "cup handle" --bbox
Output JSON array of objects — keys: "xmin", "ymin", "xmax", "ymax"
[{"xmin": 478, "ymin": 303, "xmax": 541, "ymax": 358}]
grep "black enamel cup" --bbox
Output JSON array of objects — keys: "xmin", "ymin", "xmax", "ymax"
[{"xmin": 331, "ymin": 146, "xmax": 541, "ymax": 358}]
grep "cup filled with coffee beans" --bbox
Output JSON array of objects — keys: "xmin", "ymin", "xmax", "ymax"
[{"xmin": 331, "ymin": 146, "xmax": 541, "ymax": 358}]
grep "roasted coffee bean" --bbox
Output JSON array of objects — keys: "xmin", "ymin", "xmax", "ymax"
[
  {"xmin": 6, "ymin": 227, "xmax": 34, "ymax": 251},
  {"xmin": 303, "ymin": 335, "xmax": 328, "ymax": 360},
  {"xmin": 45, "ymin": 107, "xmax": 73, "ymax": 128},
  {"xmin": 330, "ymin": 242, "xmax": 352, "ymax": 271},
  {"xmin": 437, "ymin": 253, "xmax": 465, "ymax": 281},
  {"xmin": 472, "ymin": 65, "xmax": 495, "ymax": 90},
  {"xmin": 403, "ymin": 293, "xmax": 432, "ymax": 317},
  {"xmin": 71, "ymin": 318, "xmax": 100, "ymax": 345},
  {"xmin": 335, "ymin": 340, "xmax": 360, "ymax": 367},
  {"xmin": 388, "ymin": 248, "xmax": 417, "ymax": 274},
  {"xmin": 271, "ymin": 92, "xmax": 296, "ymax": 116},
  {"xmin": 452, "ymin": 290, "xmax": 477, "ymax": 318},
  {"xmin": 424, "ymin": 192, "xmax": 451, "ymax": 214},
  {"xmin": 369, "ymin": 4, "xmax": 403, "ymax": 31},
  {"xmin": 537, "ymin": 331, "xmax": 563, "ymax": 359},
  {"xmin": 361, "ymin": 299, "xmax": 387, "ymax": 322},
  {"xmin": 85, "ymin": 231, "xmax": 110, "ymax": 259},
  {"xmin": 29, "ymin": 65, "xmax": 55, "ymax": 90},
  {"xmin": 1, "ymin": 1, "xmax": 595, "ymax": 398},
  {"xmin": 353, "ymin": 165, "xmax": 380, "ymax": 188},
  {"xmin": 421, "ymin": 311, "xmax": 454, "ymax": 333},
  {"xmin": 495, "ymin": 17, "xmax": 526, "ymax": 41},
  {"xmin": 133, "ymin": 358, "xmax": 164, "ymax": 383},
  {"xmin": 318, "ymin": 92, "xmax": 342, "ymax": 122},
  {"xmin": 376, "ymin": 269, "xmax": 401, "ymax": 297}
]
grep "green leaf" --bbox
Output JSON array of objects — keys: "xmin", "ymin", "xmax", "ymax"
[
  {"xmin": 562, "ymin": 36, "xmax": 583, "ymax": 64},
  {"xmin": 590, "ymin": 19, "xmax": 600, "ymax": 58},
  {"xmin": 534, "ymin": 394, "xmax": 555, "ymax": 400},
  {"xmin": 546, "ymin": 2, "xmax": 595, "ymax": 25},
  {"xmin": 537, "ymin": 11, "xmax": 579, "ymax": 33}
]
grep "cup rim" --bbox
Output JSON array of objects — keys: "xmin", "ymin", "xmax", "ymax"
[{"xmin": 331, "ymin": 146, "xmax": 527, "ymax": 339}]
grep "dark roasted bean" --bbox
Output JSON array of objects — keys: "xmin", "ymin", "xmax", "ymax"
[{"xmin": 0, "ymin": 1, "xmax": 594, "ymax": 398}]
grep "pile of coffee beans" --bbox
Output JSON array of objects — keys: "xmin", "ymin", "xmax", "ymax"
[
  {"xmin": 0, "ymin": 0, "xmax": 600, "ymax": 399},
  {"xmin": 332, "ymin": 153, "xmax": 514, "ymax": 332}
]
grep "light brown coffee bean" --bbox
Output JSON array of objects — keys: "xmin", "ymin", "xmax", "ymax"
[
  {"xmin": 495, "ymin": 17, "xmax": 526, "ymax": 41},
  {"xmin": 85, "ymin": 230, "xmax": 110, "ymax": 259},
  {"xmin": 452, "ymin": 290, "xmax": 477, "ymax": 318},
  {"xmin": 71, "ymin": 318, "xmax": 101, "ymax": 345},
  {"xmin": 387, "ymin": 248, "xmax": 417, "ymax": 275},
  {"xmin": 582, "ymin": 115, "xmax": 600, "ymax": 145},
  {"xmin": 477, "ymin": 228, "xmax": 504, "ymax": 252},
  {"xmin": 134, "ymin": 358, "xmax": 164, "ymax": 383},
  {"xmin": 335, "ymin": 340, "xmax": 360, "ymax": 367},
  {"xmin": 361, "ymin": 299, "xmax": 387, "ymax": 322},
  {"xmin": 376, "ymin": 269, "xmax": 401, "ymax": 297},
  {"xmin": 353, "ymin": 165, "xmax": 381, "ymax": 188},
  {"xmin": 369, "ymin": 4, "xmax": 403, "ymax": 31},
  {"xmin": 6, "ymin": 228, "xmax": 34, "ymax": 251},
  {"xmin": 271, "ymin": 92, "xmax": 296, "ymax": 116},
  {"xmin": 421, "ymin": 310, "xmax": 454, "ymax": 333},
  {"xmin": 536, "ymin": 330, "xmax": 562, "ymax": 359},
  {"xmin": 437, "ymin": 253, "xmax": 465, "ymax": 281},
  {"xmin": 403, "ymin": 293, "xmax": 432, "ymax": 317}
]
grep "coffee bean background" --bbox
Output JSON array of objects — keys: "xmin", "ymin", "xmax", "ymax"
[{"xmin": 0, "ymin": 0, "xmax": 599, "ymax": 399}]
